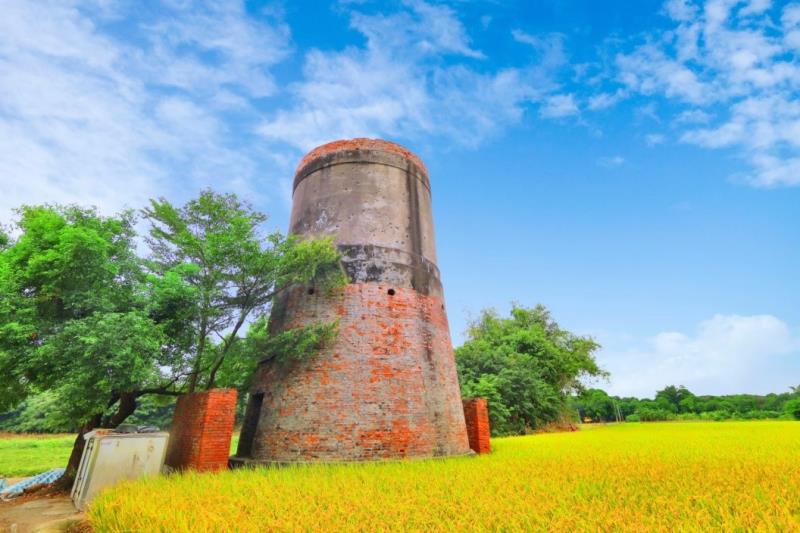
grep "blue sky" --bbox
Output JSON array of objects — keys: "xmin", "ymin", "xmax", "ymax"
[{"xmin": 1, "ymin": 0, "xmax": 798, "ymax": 397}]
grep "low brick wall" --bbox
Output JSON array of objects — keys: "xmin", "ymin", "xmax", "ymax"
[
  {"xmin": 462, "ymin": 398, "xmax": 491, "ymax": 454},
  {"xmin": 165, "ymin": 388, "xmax": 237, "ymax": 472}
]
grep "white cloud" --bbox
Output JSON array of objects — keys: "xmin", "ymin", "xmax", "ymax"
[
  {"xmin": 645, "ymin": 133, "xmax": 666, "ymax": 145},
  {"xmin": 674, "ymin": 109, "xmax": 714, "ymax": 123},
  {"xmin": 739, "ymin": 0, "xmax": 772, "ymax": 17},
  {"xmin": 664, "ymin": 0, "xmax": 698, "ymax": 21},
  {"xmin": 635, "ymin": 102, "xmax": 662, "ymax": 122},
  {"xmin": 401, "ymin": 0, "xmax": 485, "ymax": 59},
  {"xmin": 0, "ymin": 0, "xmax": 290, "ymax": 219},
  {"xmin": 597, "ymin": 155, "xmax": 626, "ymax": 167},
  {"xmin": 258, "ymin": 3, "xmax": 569, "ymax": 152},
  {"xmin": 680, "ymin": 120, "xmax": 746, "ymax": 148},
  {"xmin": 140, "ymin": 2, "xmax": 290, "ymax": 99},
  {"xmin": 616, "ymin": 44, "xmax": 710, "ymax": 104},
  {"xmin": 679, "ymin": 93, "xmax": 800, "ymax": 186},
  {"xmin": 602, "ymin": 0, "xmax": 800, "ymax": 187},
  {"xmin": 600, "ymin": 314, "xmax": 800, "ymax": 397},
  {"xmin": 540, "ymin": 94, "xmax": 579, "ymax": 118},
  {"xmin": 511, "ymin": 30, "xmax": 567, "ymax": 68},
  {"xmin": 745, "ymin": 153, "xmax": 800, "ymax": 187},
  {"xmin": 588, "ymin": 90, "xmax": 627, "ymax": 110},
  {"xmin": 784, "ymin": 4, "xmax": 800, "ymax": 51}
]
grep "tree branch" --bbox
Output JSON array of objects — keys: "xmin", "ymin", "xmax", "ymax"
[
  {"xmin": 137, "ymin": 387, "xmax": 184, "ymax": 397},
  {"xmin": 204, "ymin": 308, "xmax": 249, "ymax": 390}
]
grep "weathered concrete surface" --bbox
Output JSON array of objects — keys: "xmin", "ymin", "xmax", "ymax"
[
  {"xmin": 236, "ymin": 138, "xmax": 470, "ymax": 462},
  {"xmin": 290, "ymin": 143, "xmax": 439, "ymax": 295},
  {"xmin": 0, "ymin": 496, "xmax": 82, "ymax": 532}
]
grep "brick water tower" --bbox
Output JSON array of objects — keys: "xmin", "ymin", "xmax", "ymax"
[{"xmin": 235, "ymin": 138, "xmax": 471, "ymax": 462}]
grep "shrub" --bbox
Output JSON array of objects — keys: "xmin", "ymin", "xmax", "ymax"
[
  {"xmin": 634, "ymin": 408, "xmax": 675, "ymax": 422},
  {"xmin": 784, "ymin": 399, "xmax": 800, "ymax": 420}
]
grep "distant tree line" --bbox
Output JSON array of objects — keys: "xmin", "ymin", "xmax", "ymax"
[{"xmin": 571, "ymin": 385, "xmax": 800, "ymax": 423}]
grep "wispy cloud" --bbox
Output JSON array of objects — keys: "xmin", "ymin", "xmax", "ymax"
[
  {"xmin": 257, "ymin": 2, "xmax": 570, "ymax": 152},
  {"xmin": 587, "ymin": 90, "xmax": 627, "ymax": 110},
  {"xmin": 4, "ymin": 0, "xmax": 798, "ymax": 221},
  {"xmin": 0, "ymin": 0, "xmax": 290, "ymax": 219},
  {"xmin": 600, "ymin": 314, "xmax": 800, "ymax": 397},
  {"xmin": 604, "ymin": 0, "xmax": 800, "ymax": 187},
  {"xmin": 597, "ymin": 155, "xmax": 626, "ymax": 167},
  {"xmin": 674, "ymin": 109, "xmax": 714, "ymax": 124},
  {"xmin": 540, "ymin": 94, "xmax": 579, "ymax": 118}
]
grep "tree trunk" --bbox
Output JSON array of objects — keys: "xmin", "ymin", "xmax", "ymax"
[
  {"xmin": 53, "ymin": 413, "xmax": 101, "ymax": 491},
  {"xmin": 55, "ymin": 393, "xmax": 139, "ymax": 491},
  {"xmin": 188, "ymin": 322, "xmax": 208, "ymax": 393},
  {"xmin": 105, "ymin": 393, "xmax": 138, "ymax": 428}
]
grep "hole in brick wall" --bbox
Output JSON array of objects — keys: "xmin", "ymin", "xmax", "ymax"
[
  {"xmin": 237, "ymin": 392, "xmax": 264, "ymax": 458},
  {"xmin": 387, "ymin": 288, "xmax": 396, "ymax": 296},
  {"xmin": 308, "ymin": 288, "xmax": 315, "ymax": 295}
]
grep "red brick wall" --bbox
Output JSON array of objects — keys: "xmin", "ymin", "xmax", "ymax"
[
  {"xmin": 237, "ymin": 283, "xmax": 471, "ymax": 462},
  {"xmin": 165, "ymin": 388, "xmax": 237, "ymax": 471},
  {"xmin": 462, "ymin": 398, "xmax": 491, "ymax": 454}
]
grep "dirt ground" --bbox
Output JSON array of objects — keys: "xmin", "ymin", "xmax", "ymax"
[{"xmin": 0, "ymin": 494, "xmax": 83, "ymax": 532}]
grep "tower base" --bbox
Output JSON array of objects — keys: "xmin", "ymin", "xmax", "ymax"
[{"xmin": 236, "ymin": 284, "xmax": 471, "ymax": 463}]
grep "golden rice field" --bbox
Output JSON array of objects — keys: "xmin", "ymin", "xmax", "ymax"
[{"xmin": 88, "ymin": 421, "xmax": 800, "ymax": 532}]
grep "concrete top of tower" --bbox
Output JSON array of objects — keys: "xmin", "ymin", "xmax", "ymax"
[{"xmin": 295, "ymin": 138, "xmax": 428, "ymax": 178}]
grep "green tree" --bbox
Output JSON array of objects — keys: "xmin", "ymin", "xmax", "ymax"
[
  {"xmin": 0, "ymin": 193, "xmax": 344, "ymax": 487},
  {"xmin": 143, "ymin": 190, "xmax": 344, "ymax": 392},
  {"xmin": 576, "ymin": 388, "xmax": 617, "ymax": 422},
  {"xmin": 655, "ymin": 385, "xmax": 695, "ymax": 413},
  {"xmin": 456, "ymin": 304, "xmax": 606, "ymax": 435},
  {"xmin": 785, "ymin": 398, "xmax": 800, "ymax": 420},
  {"xmin": 0, "ymin": 205, "xmax": 164, "ymax": 483}
]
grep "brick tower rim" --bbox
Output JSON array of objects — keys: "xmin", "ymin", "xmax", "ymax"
[{"xmin": 295, "ymin": 138, "xmax": 428, "ymax": 185}]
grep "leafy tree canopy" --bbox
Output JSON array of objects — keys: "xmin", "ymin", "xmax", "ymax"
[
  {"xmin": 785, "ymin": 398, "xmax": 800, "ymax": 420},
  {"xmin": 143, "ymin": 190, "xmax": 345, "ymax": 392},
  {"xmin": 0, "ymin": 205, "xmax": 147, "ymax": 415},
  {"xmin": 572, "ymin": 388, "xmax": 618, "ymax": 422},
  {"xmin": 456, "ymin": 304, "xmax": 606, "ymax": 435},
  {"xmin": 0, "ymin": 191, "xmax": 344, "ymax": 484}
]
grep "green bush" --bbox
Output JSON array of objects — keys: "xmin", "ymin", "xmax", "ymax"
[
  {"xmin": 785, "ymin": 399, "xmax": 800, "ymax": 420},
  {"xmin": 456, "ymin": 305, "xmax": 605, "ymax": 435},
  {"xmin": 739, "ymin": 410, "xmax": 780, "ymax": 420},
  {"xmin": 634, "ymin": 408, "xmax": 675, "ymax": 422}
]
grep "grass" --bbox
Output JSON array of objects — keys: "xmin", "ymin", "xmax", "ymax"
[
  {"xmin": 0, "ymin": 433, "xmax": 74, "ymax": 477},
  {"xmin": 0, "ymin": 434, "xmax": 240, "ymax": 479},
  {"xmin": 88, "ymin": 421, "xmax": 800, "ymax": 532}
]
